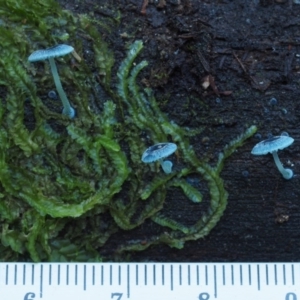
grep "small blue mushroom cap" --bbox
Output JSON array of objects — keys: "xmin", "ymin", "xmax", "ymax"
[
  {"xmin": 251, "ymin": 136, "xmax": 294, "ymax": 155},
  {"xmin": 161, "ymin": 160, "xmax": 173, "ymax": 174},
  {"xmin": 141, "ymin": 143, "xmax": 177, "ymax": 163},
  {"xmin": 48, "ymin": 90, "xmax": 57, "ymax": 99},
  {"xmin": 28, "ymin": 44, "xmax": 74, "ymax": 62}
]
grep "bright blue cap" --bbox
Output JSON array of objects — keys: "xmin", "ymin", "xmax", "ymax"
[
  {"xmin": 28, "ymin": 44, "xmax": 74, "ymax": 62},
  {"xmin": 141, "ymin": 143, "xmax": 177, "ymax": 163},
  {"xmin": 251, "ymin": 136, "xmax": 294, "ymax": 155}
]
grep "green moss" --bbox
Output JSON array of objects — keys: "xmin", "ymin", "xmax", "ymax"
[{"xmin": 0, "ymin": 0, "xmax": 257, "ymax": 261}]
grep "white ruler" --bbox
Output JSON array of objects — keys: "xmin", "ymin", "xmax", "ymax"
[{"xmin": 0, "ymin": 262, "xmax": 298, "ymax": 300}]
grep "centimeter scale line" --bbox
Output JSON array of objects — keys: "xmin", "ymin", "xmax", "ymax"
[{"xmin": 0, "ymin": 263, "xmax": 298, "ymax": 300}]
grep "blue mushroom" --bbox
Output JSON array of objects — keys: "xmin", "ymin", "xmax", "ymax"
[
  {"xmin": 251, "ymin": 135, "xmax": 294, "ymax": 180},
  {"xmin": 28, "ymin": 44, "xmax": 76, "ymax": 118},
  {"xmin": 141, "ymin": 142, "xmax": 177, "ymax": 174},
  {"xmin": 161, "ymin": 160, "xmax": 173, "ymax": 174}
]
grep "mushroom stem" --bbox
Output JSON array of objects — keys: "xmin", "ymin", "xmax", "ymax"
[
  {"xmin": 271, "ymin": 151, "xmax": 293, "ymax": 180},
  {"xmin": 48, "ymin": 57, "xmax": 75, "ymax": 118}
]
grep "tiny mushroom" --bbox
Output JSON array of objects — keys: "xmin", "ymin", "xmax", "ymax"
[
  {"xmin": 28, "ymin": 44, "xmax": 75, "ymax": 118},
  {"xmin": 141, "ymin": 142, "xmax": 177, "ymax": 174},
  {"xmin": 251, "ymin": 135, "xmax": 294, "ymax": 179}
]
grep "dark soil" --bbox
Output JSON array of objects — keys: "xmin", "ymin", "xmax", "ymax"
[{"xmin": 58, "ymin": 0, "xmax": 300, "ymax": 262}]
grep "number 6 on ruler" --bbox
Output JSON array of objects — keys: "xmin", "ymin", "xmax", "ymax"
[
  {"xmin": 199, "ymin": 292, "xmax": 210, "ymax": 300},
  {"xmin": 24, "ymin": 292, "xmax": 35, "ymax": 300}
]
